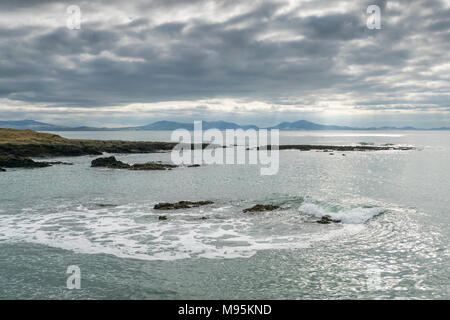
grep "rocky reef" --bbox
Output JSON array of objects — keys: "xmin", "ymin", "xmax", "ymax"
[
  {"xmin": 91, "ymin": 156, "xmax": 178, "ymax": 170},
  {"xmin": 257, "ymin": 144, "xmax": 414, "ymax": 151},
  {"xmin": 129, "ymin": 162, "xmax": 178, "ymax": 171},
  {"xmin": 316, "ymin": 215, "xmax": 341, "ymax": 224},
  {"xmin": 243, "ymin": 204, "xmax": 280, "ymax": 213},
  {"xmin": 154, "ymin": 201, "xmax": 214, "ymax": 210}
]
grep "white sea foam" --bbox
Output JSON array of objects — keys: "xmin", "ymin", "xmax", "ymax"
[
  {"xmin": 298, "ymin": 203, "xmax": 385, "ymax": 224},
  {"xmin": 0, "ymin": 203, "xmax": 364, "ymax": 261}
]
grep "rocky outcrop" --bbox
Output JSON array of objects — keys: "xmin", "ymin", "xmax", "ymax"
[
  {"xmin": 243, "ymin": 204, "xmax": 280, "ymax": 213},
  {"xmin": 316, "ymin": 215, "xmax": 341, "ymax": 224},
  {"xmin": 91, "ymin": 156, "xmax": 178, "ymax": 170},
  {"xmin": 154, "ymin": 201, "xmax": 214, "ymax": 210},
  {"xmin": 91, "ymin": 156, "xmax": 130, "ymax": 169},
  {"xmin": 0, "ymin": 155, "xmax": 51, "ymax": 168}
]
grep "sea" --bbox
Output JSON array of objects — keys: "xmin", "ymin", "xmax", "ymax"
[{"xmin": 0, "ymin": 130, "xmax": 449, "ymax": 299}]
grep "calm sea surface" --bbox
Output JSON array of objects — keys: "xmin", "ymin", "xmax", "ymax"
[{"xmin": 0, "ymin": 130, "xmax": 449, "ymax": 299}]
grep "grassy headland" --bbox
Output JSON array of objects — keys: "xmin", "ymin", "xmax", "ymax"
[{"xmin": 0, "ymin": 128, "xmax": 178, "ymax": 157}]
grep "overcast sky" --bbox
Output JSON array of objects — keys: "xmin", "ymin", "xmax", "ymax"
[{"xmin": 0, "ymin": 0, "xmax": 449, "ymax": 127}]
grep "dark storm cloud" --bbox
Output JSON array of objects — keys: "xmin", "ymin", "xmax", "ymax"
[{"xmin": 0, "ymin": 0, "xmax": 448, "ymax": 123}]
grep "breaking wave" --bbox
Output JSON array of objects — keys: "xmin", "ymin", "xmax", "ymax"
[{"xmin": 298, "ymin": 202, "xmax": 386, "ymax": 224}]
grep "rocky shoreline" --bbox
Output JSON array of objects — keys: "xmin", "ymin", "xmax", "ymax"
[
  {"xmin": 0, "ymin": 128, "xmax": 180, "ymax": 158},
  {"xmin": 0, "ymin": 128, "xmax": 415, "ymax": 170},
  {"xmin": 0, "ymin": 128, "xmax": 213, "ymax": 156},
  {"xmin": 0, "ymin": 128, "xmax": 208, "ymax": 170}
]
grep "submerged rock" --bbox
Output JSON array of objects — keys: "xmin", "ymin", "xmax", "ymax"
[
  {"xmin": 154, "ymin": 201, "xmax": 214, "ymax": 210},
  {"xmin": 129, "ymin": 162, "xmax": 178, "ymax": 170},
  {"xmin": 158, "ymin": 215, "xmax": 168, "ymax": 221},
  {"xmin": 316, "ymin": 215, "xmax": 341, "ymax": 224},
  {"xmin": 95, "ymin": 203, "xmax": 118, "ymax": 208},
  {"xmin": 0, "ymin": 155, "xmax": 51, "ymax": 168},
  {"xmin": 243, "ymin": 204, "xmax": 280, "ymax": 213},
  {"xmin": 0, "ymin": 167, "xmax": 5, "ymax": 172},
  {"xmin": 47, "ymin": 161, "xmax": 73, "ymax": 165}
]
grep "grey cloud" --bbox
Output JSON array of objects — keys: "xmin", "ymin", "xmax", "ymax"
[{"xmin": 0, "ymin": 0, "xmax": 448, "ymax": 125}]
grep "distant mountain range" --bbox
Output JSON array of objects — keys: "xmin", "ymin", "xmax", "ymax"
[{"xmin": 1, "ymin": 119, "xmax": 449, "ymax": 131}]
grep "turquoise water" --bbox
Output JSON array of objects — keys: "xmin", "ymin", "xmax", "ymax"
[{"xmin": 0, "ymin": 131, "xmax": 449, "ymax": 299}]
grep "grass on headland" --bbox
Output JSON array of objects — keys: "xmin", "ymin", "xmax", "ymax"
[{"xmin": 0, "ymin": 128, "xmax": 70, "ymax": 144}]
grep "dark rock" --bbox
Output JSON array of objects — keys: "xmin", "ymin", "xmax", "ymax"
[
  {"xmin": 129, "ymin": 162, "xmax": 178, "ymax": 170},
  {"xmin": 95, "ymin": 203, "xmax": 118, "ymax": 208},
  {"xmin": 317, "ymin": 215, "xmax": 341, "ymax": 224},
  {"xmin": 154, "ymin": 201, "xmax": 214, "ymax": 210},
  {"xmin": 187, "ymin": 164, "xmax": 201, "ymax": 168},
  {"xmin": 0, "ymin": 167, "xmax": 5, "ymax": 172},
  {"xmin": 243, "ymin": 204, "xmax": 280, "ymax": 213},
  {"xmin": 91, "ymin": 156, "xmax": 130, "ymax": 169},
  {"xmin": 158, "ymin": 216, "xmax": 168, "ymax": 221},
  {"xmin": 91, "ymin": 156, "xmax": 178, "ymax": 170},
  {"xmin": 47, "ymin": 161, "xmax": 73, "ymax": 165},
  {"xmin": 0, "ymin": 155, "xmax": 51, "ymax": 168}
]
